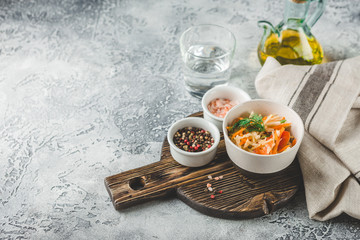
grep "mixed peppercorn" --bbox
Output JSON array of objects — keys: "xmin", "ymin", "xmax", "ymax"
[
  {"xmin": 173, "ymin": 127, "xmax": 214, "ymax": 152},
  {"xmin": 206, "ymin": 175, "xmax": 224, "ymax": 199}
]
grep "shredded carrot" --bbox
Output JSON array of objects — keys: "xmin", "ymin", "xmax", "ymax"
[
  {"xmin": 239, "ymin": 138, "xmax": 247, "ymax": 145},
  {"xmin": 231, "ymin": 128, "xmax": 245, "ymax": 140},
  {"xmin": 271, "ymin": 127, "xmax": 285, "ymax": 154},
  {"xmin": 272, "ymin": 123, "xmax": 292, "ymax": 130},
  {"xmin": 227, "ymin": 112, "xmax": 297, "ymax": 155},
  {"xmin": 278, "ymin": 145, "xmax": 289, "ymax": 153},
  {"xmin": 254, "ymin": 146, "xmax": 268, "ymax": 155},
  {"xmin": 277, "ymin": 131, "xmax": 290, "ymax": 151}
]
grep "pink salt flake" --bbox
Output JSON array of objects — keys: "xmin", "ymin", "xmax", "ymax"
[{"xmin": 207, "ymin": 98, "xmax": 238, "ymax": 118}]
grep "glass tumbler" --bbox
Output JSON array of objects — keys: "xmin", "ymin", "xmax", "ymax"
[{"xmin": 180, "ymin": 24, "xmax": 236, "ymax": 98}]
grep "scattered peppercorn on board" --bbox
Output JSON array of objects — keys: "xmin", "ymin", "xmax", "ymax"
[{"xmin": 104, "ymin": 112, "xmax": 302, "ymax": 219}]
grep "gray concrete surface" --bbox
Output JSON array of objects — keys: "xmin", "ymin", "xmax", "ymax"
[{"xmin": 1, "ymin": 0, "xmax": 360, "ymax": 239}]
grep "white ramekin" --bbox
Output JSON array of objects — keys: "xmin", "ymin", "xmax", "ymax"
[
  {"xmin": 201, "ymin": 85, "xmax": 251, "ymax": 132},
  {"xmin": 167, "ymin": 117, "xmax": 220, "ymax": 167},
  {"xmin": 223, "ymin": 99, "xmax": 304, "ymax": 175}
]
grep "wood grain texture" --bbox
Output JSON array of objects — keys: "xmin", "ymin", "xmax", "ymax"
[{"xmin": 104, "ymin": 112, "xmax": 302, "ymax": 219}]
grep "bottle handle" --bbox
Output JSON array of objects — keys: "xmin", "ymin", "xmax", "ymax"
[{"xmin": 306, "ymin": 0, "xmax": 326, "ymax": 28}]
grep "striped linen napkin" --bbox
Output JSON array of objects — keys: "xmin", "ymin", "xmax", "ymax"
[{"xmin": 255, "ymin": 56, "xmax": 360, "ymax": 221}]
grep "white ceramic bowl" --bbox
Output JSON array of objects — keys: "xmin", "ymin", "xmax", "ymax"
[
  {"xmin": 167, "ymin": 117, "xmax": 220, "ymax": 167},
  {"xmin": 201, "ymin": 85, "xmax": 251, "ymax": 132},
  {"xmin": 223, "ymin": 99, "xmax": 304, "ymax": 175}
]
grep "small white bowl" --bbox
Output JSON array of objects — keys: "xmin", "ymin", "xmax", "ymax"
[
  {"xmin": 201, "ymin": 85, "xmax": 251, "ymax": 132},
  {"xmin": 223, "ymin": 99, "xmax": 304, "ymax": 175},
  {"xmin": 167, "ymin": 117, "xmax": 220, "ymax": 167}
]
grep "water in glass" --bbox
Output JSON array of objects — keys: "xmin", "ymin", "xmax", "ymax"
[{"xmin": 183, "ymin": 44, "xmax": 231, "ymax": 98}]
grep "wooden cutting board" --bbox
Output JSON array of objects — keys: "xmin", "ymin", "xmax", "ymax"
[{"xmin": 104, "ymin": 112, "xmax": 302, "ymax": 219}]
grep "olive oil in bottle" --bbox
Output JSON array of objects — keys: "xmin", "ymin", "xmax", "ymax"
[
  {"xmin": 257, "ymin": 0, "xmax": 325, "ymax": 66},
  {"xmin": 258, "ymin": 29, "xmax": 323, "ymax": 65}
]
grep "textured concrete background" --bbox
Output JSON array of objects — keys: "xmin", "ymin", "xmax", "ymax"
[{"xmin": 0, "ymin": 0, "xmax": 360, "ymax": 239}]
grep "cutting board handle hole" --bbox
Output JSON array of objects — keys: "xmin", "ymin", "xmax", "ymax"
[{"xmin": 129, "ymin": 177, "xmax": 146, "ymax": 190}]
